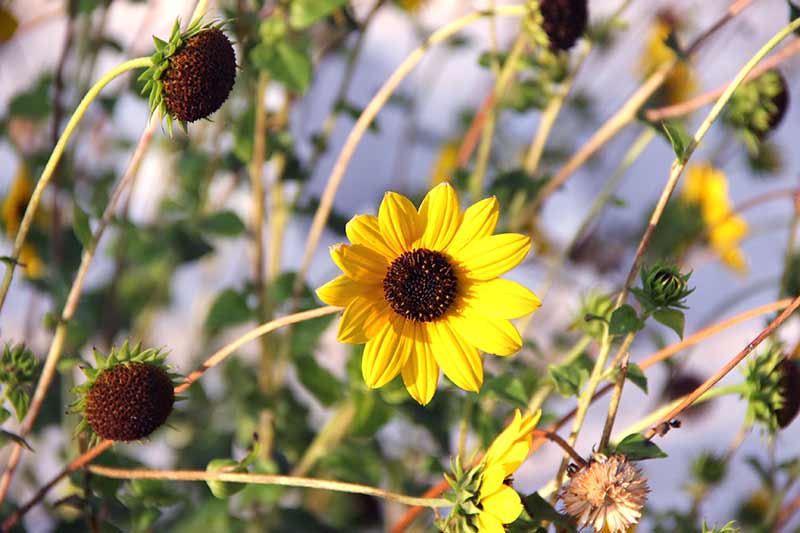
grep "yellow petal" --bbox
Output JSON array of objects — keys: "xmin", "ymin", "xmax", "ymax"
[
  {"xmin": 378, "ymin": 192, "xmax": 420, "ymax": 256},
  {"xmin": 447, "ymin": 196, "xmax": 499, "ymax": 256},
  {"xmin": 401, "ymin": 324, "xmax": 440, "ymax": 405},
  {"xmin": 450, "ymin": 311, "xmax": 522, "ymax": 356},
  {"xmin": 345, "ymin": 214, "xmax": 396, "ymax": 259},
  {"xmin": 428, "ymin": 319, "xmax": 483, "ymax": 392},
  {"xmin": 330, "ymin": 243, "xmax": 388, "ymax": 284},
  {"xmin": 464, "ymin": 278, "xmax": 541, "ymax": 319},
  {"xmin": 316, "ymin": 275, "xmax": 374, "ymax": 307},
  {"xmin": 362, "ymin": 317, "xmax": 412, "ymax": 388},
  {"xmin": 476, "ymin": 511, "xmax": 506, "ymax": 533},
  {"xmin": 455, "ymin": 234, "xmax": 530, "ymax": 280},
  {"xmin": 479, "ymin": 464, "xmax": 507, "ymax": 496},
  {"xmin": 337, "ymin": 295, "xmax": 390, "ymax": 343},
  {"xmin": 418, "ymin": 183, "xmax": 460, "ymax": 250},
  {"xmin": 481, "ymin": 484, "xmax": 523, "ymax": 524}
]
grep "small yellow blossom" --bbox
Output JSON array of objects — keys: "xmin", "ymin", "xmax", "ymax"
[
  {"xmin": 396, "ymin": 0, "xmax": 427, "ymax": 13},
  {"xmin": 2, "ymin": 165, "xmax": 33, "ymax": 237},
  {"xmin": 682, "ymin": 163, "xmax": 748, "ymax": 273},
  {"xmin": 317, "ymin": 183, "xmax": 541, "ymax": 404},
  {"xmin": 0, "ymin": 6, "xmax": 17, "ymax": 44},
  {"xmin": 18, "ymin": 244, "xmax": 44, "ymax": 279},
  {"xmin": 430, "ymin": 141, "xmax": 459, "ymax": 187},
  {"xmin": 639, "ymin": 15, "xmax": 697, "ymax": 105},
  {"xmin": 443, "ymin": 409, "xmax": 541, "ymax": 532}
]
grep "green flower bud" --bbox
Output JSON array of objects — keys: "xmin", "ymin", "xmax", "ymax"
[
  {"xmin": 742, "ymin": 342, "xmax": 795, "ymax": 434},
  {"xmin": 631, "ymin": 262, "xmax": 693, "ymax": 312}
]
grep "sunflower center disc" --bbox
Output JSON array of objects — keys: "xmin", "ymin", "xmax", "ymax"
[{"xmin": 383, "ymin": 248, "xmax": 458, "ymax": 322}]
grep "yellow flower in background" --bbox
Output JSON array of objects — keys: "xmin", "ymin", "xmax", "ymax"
[
  {"xmin": 430, "ymin": 141, "xmax": 459, "ymax": 187},
  {"xmin": 395, "ymin": 0, "xmax": 427, "ymax": 13},
  {"xmin": 18, "ymin": 244, "xmax": 44, "ymax": 279},
  {"xmin": 682, "ymin": 163, "xmax": 748, "ymax": 273},
  {"xmin": 639, "ymin": 14, "xmax": 697, "ymax": 105},
  {"xmin": 2, "ymin": 165, "xmax": 33, "ymax": 237},
  {"xmin": 316, "ymin": 183, "xmax": 541, "ymax": 405},
  {"xmin": 476, "ymin": 409, "xmax": 541, "ymax": 532}
]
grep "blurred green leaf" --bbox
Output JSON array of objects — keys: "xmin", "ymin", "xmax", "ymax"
[
  {"xmin": 290, "ymin": 0, "xmax": 349, "ymax": 29},
  {"xmin": 481, "ymin": 374, "xmax": 530, "ymax": 409},
  {"xmin": 660, "ymin": 120, "xmax": 692, "ymax": 162},
  {"xmin": 653, "ymin": 308, "xmax": 685, "ymax": 339},
  {"xmin": 9, "ymin": 74, "xmax": 53, "ymax": 121},
  {"xmin": 198, "ymin": 211, "xmax": 246, "ymax": 237},
  {"xmin": 204, "ymin": 289, "xmax": 253, "ymax": 335},
  {"xmin": 609, "ymin": 304, "xmax": 643, "ymax": 336},
  {"xmin": 549, "ymin": 353, "xmax": 593, "ymax": 398},
  {"xmin": 251, "ymin": 38, "xmax": 313, "ymax": 94},
  {"xmin": 295, "ymin": 353, "xmax": 343, "ymax": 406},
  {"xmin": 0, "ymin": 429, "xmax": 33, "ymax": 451},
  {"xmin": 72, "ymin": 203, "xmax": 92, "ymax": 249},
  {"xmin": 7, "ymin": 388, "xmax": 30, "ymax": 421}
]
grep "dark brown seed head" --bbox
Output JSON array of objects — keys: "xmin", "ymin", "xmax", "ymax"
[
  {"xmin": 777, "ymin": 358, "xmax": 800, "ymax": 429},
  {"xmin": 162, "ymin": 28, "xmax": 236, "ymax": 123},
  {"xmin": 85, "ymin": 362, "xmax": 174, "ymax": 441},
  {"xmin": 766, "ymin": 71, "xmax": 789, "ymax": 134},
  {"xmin": 383, "ymin": 248, "xmax": 458, "ymax": 322},
  {"xmin": 540, "ymin": 0, "xmax": 588, "ymax": 51}
]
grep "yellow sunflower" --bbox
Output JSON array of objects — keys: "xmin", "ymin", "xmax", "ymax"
[
  {"xmin": 316, "ymin": 183, "xmax": 541, "ymax": 404},
  {"xmin": 18, "ymin": 244, "xmax": 44, "ymax": 279},
  {"xmin": 639, "ymin": 14, "xmax": 697, "ymax": 106},
  {"xmin": 442, "ymin": 408, "xmax": 540, "ymax": 532},
  {"xmin": 682, "ymin": 163, "xmax": 748, "ymax": 273},
  {"xmin": 430, "ymin": 141, "xmax": 459, "ymax": 187}
]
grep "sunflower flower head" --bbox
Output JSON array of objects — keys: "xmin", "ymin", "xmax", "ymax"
[
  {"xmin": 638, "ymin": 11, "xmax": 696, "ymax": 105},
  {"xmin": 316, "ymin": 183, "xmax": 541, "ymax": 405},
  {"xmin": 681, "ymin": 163, "xmax": 748, "ymax": 273},
  {"xmin": 441, "ymin": 409, "xmax": 541, "ymax": 532},
  {"xmin": 561, "ymin": 453, "xmax": 650, "ymax": 533}
]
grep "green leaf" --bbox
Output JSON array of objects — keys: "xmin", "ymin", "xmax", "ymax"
[
  {"xmin": 653, "ymin": 308, "xmax": 686, "ymax": 339},
  {"xmin": 0, "ymin": 429, "xmax": 33, "ymax": 451},
  {"xmin": 0, "ymin": 407, "xmax": 9, "ymax": 425},
  {"xmin": 8, "ymin": 74, "xmax": 53, "ymax": 121},
  {"xmin": 549, "ymin": 353, "xmax": 593, "ymax": 398},
  {"xmin": 250, "ymin": 39, "xmax": 313, "ymax": 94},
  {"xmin": 608, "ymin": 304, "xmax": 643, "ymax": 336},
  {"xmin": 294, "ymin": 353, "xmax": 343, "ymax": 406},
  {"xmin": 660, "ymin": 120, "xmax": 692, "ymax": 162},
  {"xmin": 290, "ymin": 0, "xmax": 349, "ymax": 29},
  {"xmin": 625, "ymin": 362, "xmax": 648, "ymax": 393},
  {"xmin": 518, "ymin": 492, "xmax": 576, "ymax": 531},
  {"xmin": 612, "ymin": 433, "xmax": 667, "ymax": 460},
  {"xmin": 198, "ymin": 210, "xmax": 246, "ymax": 237},
  {"xmin": 7, "ymin": 387, "xmax": 30, "ymax": 421},
  {"xmin": 72, "ymin": 203, "xmax": 92, "ymax": 249},
  {"xmin": 204, "ymin": 289, "xmax": 253, "ymax": 335},
  {"xmin": 481, "ymin": 374, "xmax": 530, "ymax": 408}
]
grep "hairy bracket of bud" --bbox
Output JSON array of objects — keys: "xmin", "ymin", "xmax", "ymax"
[
  {"xmin": 139, "ymin": 18, "xmax": 237, "ymax": 135},
  {"xmin": 72, "ymin": 342, "xmax": 181, "ymax": 443}
]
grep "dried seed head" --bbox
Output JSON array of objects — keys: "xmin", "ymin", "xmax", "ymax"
[
  {"xmin": 540, "ymin": 0, "xmax": 589, "ymax": 51},
  {"xmin": 162, "ymin": 28, "xmax": 236, "ymax": 123},
  {"xmin": 72, "ymin": 342, "xmax": 179, "ymax": 443},
  {"xmin": 561, "ymin": 454, "xmax": 650, "ymax": 533},
  {"xmin": 776, "ymin": 358, "xmax": 800, "ymax": 429}
]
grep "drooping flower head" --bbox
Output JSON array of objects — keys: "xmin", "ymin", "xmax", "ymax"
[
  {"xmin": 682, "ymin": 163, "xmax": 748, "ymax": 273},
  {"xmin": 561, "ymin": 454, "xmax": 650, "ymax": 533},
  {"xmin": 316, "ymin": 183, "xmax": 541, "ymax": 404},
  {"xmin": 443, "ymin": 409, "xmax": 541, "ymax": 532},
  {"xmin": 639, "ymin": 10, "xmax": 696, "ymax": 106}
]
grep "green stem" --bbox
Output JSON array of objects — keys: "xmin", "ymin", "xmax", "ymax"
[
  {"xmin": 0, "ymin": 56, "xmax": 151, "ymax": 314},
  {"xmin": 526, "ymin": 335, "xmax": 591, "ymax": 415},
  {"xmin": 87, "ymin": 465, "xmax": 452, "ymax": 508},
  {"xmin": 290, "ymin": 400, "xmax": 356, "ymax": 477}
]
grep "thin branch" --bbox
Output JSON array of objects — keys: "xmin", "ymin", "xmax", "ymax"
[
  {"xmin": 598, "ymin": 353, "xmax": 630, "ymax": 451},
  {"xmin": 531, "ymin": 430, "xmax": 587, "ymax": 467},
  {"xmin": 86, "ymin": 465, "xmax": 452, "ymax": 508},
  {"xmin": 643, "ymin": 294, "xmax": 800, "ymax": 440}
]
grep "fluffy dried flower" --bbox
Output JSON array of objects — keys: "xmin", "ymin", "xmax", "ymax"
[{"xmin": 561, "ymin": 454, "xmax": 649, "ymax": 533}]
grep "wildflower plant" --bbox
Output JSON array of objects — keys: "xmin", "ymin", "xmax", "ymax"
[{"xmin": 0, "ymin": 1, "xmax": 799, "ymax": 532}]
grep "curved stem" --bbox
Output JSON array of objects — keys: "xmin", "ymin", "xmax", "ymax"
[
  {"xmin": 531, "ymin": 430, "xmax": 586, "ymax": 467},
  {"xmin": 0, "ymin": 56, "xmax": 150, "ymax": 314},
  {"xmin": 86, "ymin": 465, "xmax": 451, "ymax": 508},
  {"xmin": 292, "ymin": 5, "xmax": 528, "ymax": 299},
  {"xmin": 0, "ymin": 114, "xmax": 159, "ymax": 505}
]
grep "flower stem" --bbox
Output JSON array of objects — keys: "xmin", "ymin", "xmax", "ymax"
[
  {"xmin": 86, "ymin": 465, "xmax": 452, "ymax": 508},
  {"xmin": 0, "ymin": 55, "xmax": 150, "ymax": 314},
  {"xmin": 598, "ymin": 353, "xmax": 629, "ymax": 452}
]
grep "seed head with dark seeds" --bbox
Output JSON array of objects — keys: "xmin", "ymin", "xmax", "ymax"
[
  {"xmin": 777, "ymin": 358, "xmax": 800, "ymax": 429},
  {"xmin": 72, "ymin": 342, "xmax": 180, "ymax": 443},
  {"xmin": 383, "ymin": 248, "xmax": 458, "ymax": 322},
  {"xmin": 540, "ymin": 0, "xmax": 589, "ymax": 51},
  {"xmin": 140, "ymin": 18, "xmax": 237, "ymax": 135}
]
